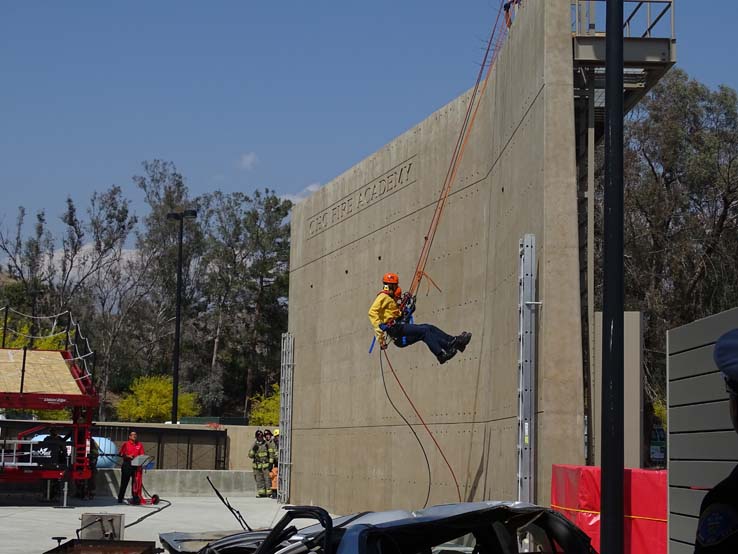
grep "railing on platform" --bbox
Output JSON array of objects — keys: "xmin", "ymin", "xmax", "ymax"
[
  {"xmin": 0, "ymin": 438, "xmax": 66, "ymax": 467},
  {"xmin": 572, "ymin": 0, "xmax": 675, "ymax": 39}
]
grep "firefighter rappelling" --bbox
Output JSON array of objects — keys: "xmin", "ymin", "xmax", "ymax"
[{"xmin": 368, "ymin": 273, "xmax": 472, "ymax": 364}]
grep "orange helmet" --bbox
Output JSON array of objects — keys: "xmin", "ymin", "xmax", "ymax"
[{"xmin": 382, "ymin": 272, "xmax": 399, "ymax": 285}]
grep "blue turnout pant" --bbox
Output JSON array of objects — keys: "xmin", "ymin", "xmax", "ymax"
[{"xmin": 389, "ymin": 323, "xmax": 455, "ymax": 356}]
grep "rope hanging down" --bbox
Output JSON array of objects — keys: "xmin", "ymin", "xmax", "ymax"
[
  {"xmin": 375, "ymin": 2, "xmax": 510, "ymax": 504},
  {"xmin": 378, "ymin": 350, "xmax": 432, "ymax": 508},
  {"xmin": 383, "ymin": 349, "xmax": 462, "ymax": 503},
  {"xmin": 405, "ymin": 1, "xmax": 508, "ymax": 305}
]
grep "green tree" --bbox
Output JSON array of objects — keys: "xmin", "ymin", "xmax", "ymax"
[
  {"xmin": 134, "ymin": 160, "xmax": 207, "ymax": 386},
  {"xmin": 248, "ymin": 384, "xmax": 280, "ymax": 426},
  {"xmin": 239, "ymin": 190, "xmax": 291, "ymax": 416},
  {"xmin": 116, "ymin": 375, "xmax": 200, "ymax": 422},
  {"xmin": 199, "ymin": 189, "xmax": 291, "ymax": 416},
  {"xmin": 598, "ymin": 68, "xmax": 738, "ymax": 406}
]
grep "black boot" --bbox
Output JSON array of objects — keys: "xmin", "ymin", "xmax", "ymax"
[
  {"xmin": 453, "ymin": 332, "xmax": 472, "ymax": 352},
  {"xmin": 437, "ymin": 348, "xmax": 457, "ymax": 364}
]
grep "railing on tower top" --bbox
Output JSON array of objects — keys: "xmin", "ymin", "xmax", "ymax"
[{"xmin": 572, "ymin": 0, "xmax": 675, "ymax": 39}]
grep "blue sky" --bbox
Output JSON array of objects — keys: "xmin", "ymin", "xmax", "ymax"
[{"xmin": 1, "ymin": 1, "xmax": 736, "ymax": 234}]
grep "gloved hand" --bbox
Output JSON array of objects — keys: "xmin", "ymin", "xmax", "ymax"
[
  {"xmin": 379, "ymin": 323, "xmax": 389, "ymax": 331},
  {"xmin": 380, "ymin": 338, "xmax": 388, "ymax": 350}
]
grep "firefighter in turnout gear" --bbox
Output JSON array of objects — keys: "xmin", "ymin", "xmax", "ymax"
[
  {"xmin": 368, "ymin": 273, "xmax": 472, "ymax": 364},
  {"xmin": 248, "ymin": 429, "xmax": 271, "ymax": 498},
  {"xmin": 263, "ymin": 429, "xmax": 277, "ymax": 498},
  {"xmin": 263, "ymin": 428, "xmax": 277, "ymax": 468}
]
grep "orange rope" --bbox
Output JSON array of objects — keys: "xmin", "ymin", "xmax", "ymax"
[
  {"xmin": 383, "ymin": 349, "xmax": 462, "ymax": 502},
  {"xmin": 407, "ymin": 1, "xmax": 508, "ymax": 300},
  {"xmin": 550, "ymin": 503, "xmax": 668, "ymax": 523}
]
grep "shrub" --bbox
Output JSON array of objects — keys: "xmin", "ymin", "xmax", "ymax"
[{"xmin": 116, "ymin": 375, "xmax": 200, "ymax": 422}]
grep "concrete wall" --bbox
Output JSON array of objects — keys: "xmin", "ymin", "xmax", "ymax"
[
  {"xmin": 287, "ymin": 0, "xmax": 583, "ymax": 514},
  {"xmin": 593, "ymin": 312, "xmax": 644, "ymax": 468},
  {"xmin": 97, "ymin": 469, "xmax": 255, "ymax": 498}
]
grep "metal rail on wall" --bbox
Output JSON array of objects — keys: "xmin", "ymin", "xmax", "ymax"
[
  {"xmin": 517, "ymin": 234, "xmax": 538, "ymax": 503},
  {"xmin": 278, "ymin": 332, "xmax": 294, "ymax": 503}
]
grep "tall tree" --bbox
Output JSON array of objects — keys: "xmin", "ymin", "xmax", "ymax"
[
  {"xmin": 89, "ymin": 246, "xmax": 158, "ymax": 420},
  {"xmin": 0, "ymin": 187, "xmax": 136, "ymax": 316},
  {"xmin": 199, "ymin": 189, "xmax": 291, "ymax": 416},
  {"xmin": 53, "ymin": 188, "xmax": 137, "ymax": 312},
  {"xmin": 601, "ymin": 68, "xmax": 738, "ymax": 405},
  {"xmin": 0, "ymin": 208, "xmax": 55, "ymax": 319},
  {"xmin": 134, "ymin": 160, "xmax": 207, "ymax": 384},
  {"xmin": 239, "ymin": 190, "xmax": 291, "ymax": 415}
]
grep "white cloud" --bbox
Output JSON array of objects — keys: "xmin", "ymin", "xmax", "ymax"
[
  {"xmin": 281, "ymin": 182, "xmax": 322, "ymax": 204},
  {"xmin": 237, "ymin": 152, "xmax": 259, "ymax": 171}
]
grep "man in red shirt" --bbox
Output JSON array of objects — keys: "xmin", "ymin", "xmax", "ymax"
[{"xmin": 117, "ymin": 431, "xmax": 145, "ymax": 504}]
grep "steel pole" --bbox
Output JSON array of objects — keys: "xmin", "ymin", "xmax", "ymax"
[
  {"xmin": 20, "ymin": 346, "xmax": 27, "ymax": 393},
  {"xmin": 64, "ymin": 314, "xmax": 71, "ymax": 351},
  {"xmin": 2, "ymin": 306, "xmax": 8, "ymax": 348},
  {"xmin": 171, "ymin": 216, "xmax": 184, "ymax": 424},
  {"xmin": 601, "ymin": 0, "xmax": 625, "ymax": 553}
]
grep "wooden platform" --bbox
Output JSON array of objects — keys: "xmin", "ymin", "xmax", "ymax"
[{"xmin": 0, "ymin": 349, "xmax": 79, "ymax": 395}]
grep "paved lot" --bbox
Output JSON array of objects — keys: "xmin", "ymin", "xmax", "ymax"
[{"xmin": 0, "ymin": 493, "xmax": 288, "ymax": 553}]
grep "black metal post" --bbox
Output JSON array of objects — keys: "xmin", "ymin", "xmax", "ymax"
[
  {"xmin": 172, "ymin": 216, "xmax": 185, "ymax": 424},
  {"xmin": 2, "ymin": 306, "xmax": 8, "ymax": 348},
  {"xmin": 601, "ymin": 0, "xmax": 625, "ymax": 553},
  {"xmin": 64, "ymin": 315, "xmax": 72, "ymax": 351},
  {"xmin": 74, "ymin": 324, "xmax": 81, "ymax": 356},
  {"xmin": 20, "ymin": 346, "xmax": 28, "ymax": 393}
]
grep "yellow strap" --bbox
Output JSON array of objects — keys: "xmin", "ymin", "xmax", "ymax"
[{"xmin": 550, "ymin": 504, "xmax": 667, "ymax": 523}]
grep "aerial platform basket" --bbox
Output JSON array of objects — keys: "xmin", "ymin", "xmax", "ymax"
[{"xmin": 0, "ymin": 347, "xmax": 99, "ymax": 484}]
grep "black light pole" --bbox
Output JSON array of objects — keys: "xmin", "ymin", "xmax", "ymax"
[
  {"xmin": 167, "ymin": 209, "xmax": 197, "ymax": 424},
  {"xmin": 601, "ymin": 0, "xmax": 624, "ymax": 553}
]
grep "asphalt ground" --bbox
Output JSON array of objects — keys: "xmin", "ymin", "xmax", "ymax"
[{"xmin": 0, "ymin": 493, "xmax": 289, "ymax": 554}]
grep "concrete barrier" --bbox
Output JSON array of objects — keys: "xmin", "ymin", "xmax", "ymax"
[{"xmin": 96, "ymin": 469, "xmax": 256, "ymax": 498}]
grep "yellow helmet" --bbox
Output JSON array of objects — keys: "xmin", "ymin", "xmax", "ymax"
[{"xmin": 273, "ymin": 429, "xmax": 280, "ymax": 436}]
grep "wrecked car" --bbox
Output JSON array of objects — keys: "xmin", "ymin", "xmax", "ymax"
[{"xmin": 160, "ymin": 501, "xmax": 594, "ymax": 554}]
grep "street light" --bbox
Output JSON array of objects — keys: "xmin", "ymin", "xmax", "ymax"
[{"xmin": 166, "ymin": 208, "xmax": 197, "ymax": 424}]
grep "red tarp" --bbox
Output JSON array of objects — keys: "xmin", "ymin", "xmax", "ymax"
[{"xmin": 551, "ymin": 464, "xmax": 667, "ymax": 554}]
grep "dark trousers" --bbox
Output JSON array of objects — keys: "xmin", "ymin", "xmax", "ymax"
[
  {"xmin": 118, "ymin": 462, "xmax": 136, "ymax": 502},
  {"xmin": 391, "ymin": 323, "xmax": 454, "ymax": 356}
]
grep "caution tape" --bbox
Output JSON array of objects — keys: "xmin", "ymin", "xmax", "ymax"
[{"xmin": 550, "ymin": 503, "xmax": 667, "ymax": 523}]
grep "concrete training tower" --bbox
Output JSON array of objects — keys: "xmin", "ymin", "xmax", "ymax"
[{"xmin": 285, "ymin": 0, "xmax": 675, "ymax": 514}]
